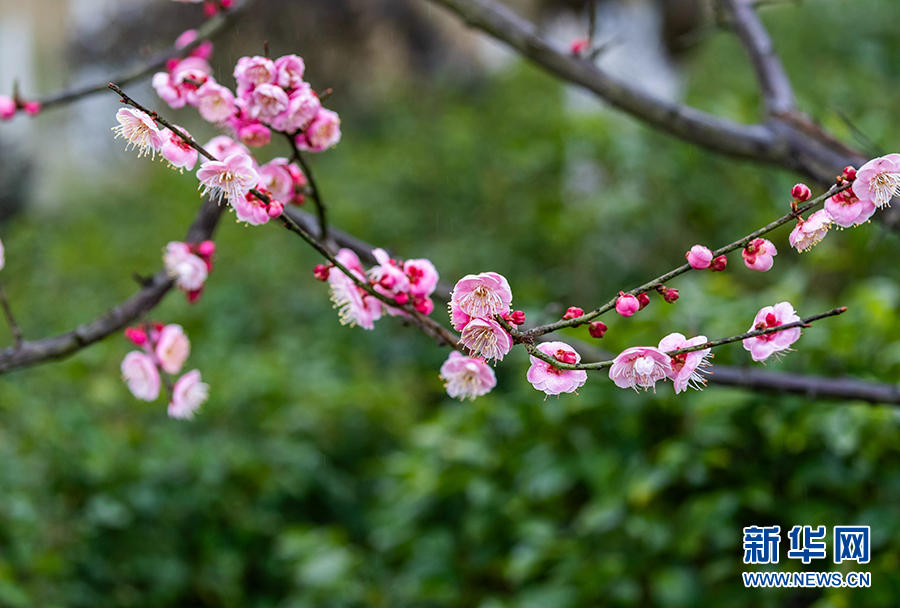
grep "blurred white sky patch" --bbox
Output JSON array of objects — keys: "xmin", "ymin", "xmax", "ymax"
[{"xmin": 552, "ymin": 0, "xmax": 683, "ymax": 113}]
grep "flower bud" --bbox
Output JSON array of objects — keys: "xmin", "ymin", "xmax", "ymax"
[
  {"xmin": 313, "ymin": 264, "xmax": 331, "ymax": 281},
  {"xmin": 267, "ymin": 200, "xmax": 284, "ymax": 218},
  {"xmin": 0, "ymin": 96, "xmax": 15, "ymax": 120},
  {"xmin": 22, "ymin": 101, "xmax": 41, "ymax": 117},
  {"xmin": 554, "ymin": 348, "xmax": 578, "ymax": 364},
  {"xmin": 842, "ymin": 166, "xmax": 857, "ymax": 181},
  {"xmin": 663, "ymin": 288, "xmax": 679, "ymax": 303},
  {"xmin": 124, "ymin": 326, "xmax": 148, "ymax": 346},
  {"xmin": 414, "ymin": 296, "xmax": 434, "ymax": 315},
  {"xmin": 508, "ymin": 310, "xmax": 526, "ymax": 325},
  {"xmin": 394, "ymin": 292, "xmax": 410, "ymax": 306},
  {"xmin": 710, "ymin": 255, "xmax": 728, "ymax": 272},
  {"xmin": 637, "ymin": 293, "xmax": 650, "ymax": 310},
  {"xmin": 791, "ymin": 183, "xmax": 811, "ymax": 203},
  {"xmin": 615, "ymin": 292, "xmax": 640, "ymax": 317},
  {"xmin": 187, "ymin": 288, "xmax": 203, "ymax": 304},
  {"xmin": 570, "ymin": 38, "xmax": 590, "ymax": 55},
  {"xmin": 197, "ymin": 240, "xmax": 216, "ymax": 258},
  {"xmin": 588, "ymin": 321, "xmax": 607, "ymax": 338},
  {"xmin": 686, "ymin": 245, "xmax": 713, "ymax": 269},
  {"xmin": 562, "ymin": 306, "xmax": 584, "ymax": 320}
]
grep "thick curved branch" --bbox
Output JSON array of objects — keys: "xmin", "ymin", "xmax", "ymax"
[
  {"xmin": 0, "ymin": 198, "xmax": 224, "ymax": 374},
  {"xmin": 720, "ymin": 0, "xmax": 795, "ymax": 115},
  {"xmin": 428, "ymin": 0, "xmax": 779, "ymax": 160},
  {"xmin": 32, "ymin": 1, "xmax": 252, "ymax": 111},
  {"xmin": 425, "ymin": 0, "xmax": 868, "ymax": 185}
]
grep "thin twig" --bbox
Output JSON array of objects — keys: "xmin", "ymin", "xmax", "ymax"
[
  {"xmin": 0, "ymin": 281, "xmax": 24, "ymax": 349},
  {"xmin": 283, "ymin": 132, "xmax": 328, "ymax": 241},
  {"xmin": 524, "ymin": 181, "xmax": 850, "ymax": 338},
  {"xmin": 33, "ymin": 1, "xmax": 252, "ymax": 111},
  {"xmin": 524, "ymin": 307, "xmax": 847, "ymax": 371}
]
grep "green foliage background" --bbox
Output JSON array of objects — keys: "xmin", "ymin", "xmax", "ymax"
[{"xmin": 0, "ymin": 1, "xmax": 899, "ymax": 605}]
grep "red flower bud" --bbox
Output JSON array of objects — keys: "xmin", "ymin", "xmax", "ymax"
[
  {"xmin": 637, "ymin": 293, "xmax": 650, "ymax": 310},
  {"xmin": 791, "ymin": 183, "xmax": 812, "ymax": 203},
  {"xmin": 313, "ymin": 264, "xmax": 331, "ymax": 281},
  {"xmin": 124, "ymin": 327, "xmax": 147, "ymax": 346},
  {"xmin": 394, "ymin": 292, "xmax": 410, "ymax": 306},
  {"xmin": 562, "ymin": 306, "xmax": 584, "ymax": 320},
  {"xmin": 842, "ymin": 166, "xmax": 857, "ymax": 181},
  {"xmin": 267, "ymin": 200, "xmax": 284, "ymax": 218},
  {"xmin": 508, "ymin": 310, "xmax": 526, "ymax": 325},
  {"xmin": 663, "ymin": 288, "xmax": 679, "ymax": 303},
  {"xmin": 197, "ymin": 240, "xmax": 216, "ymax": 258},
  {"xmin": 588, "ymin": 321, "xmax": 607, "ymax": 339},
  {"xmin": 710, "ymin": 255, "xmax": 728, "ymax": 272}
]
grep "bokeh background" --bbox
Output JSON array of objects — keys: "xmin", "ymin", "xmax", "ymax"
[{"xmin": 0, "ymin": 0, "xmax": 899, "ymax": 605}]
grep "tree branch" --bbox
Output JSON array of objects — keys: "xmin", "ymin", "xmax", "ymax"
[
  {"xmin": 720, "ymin": 0, "xmax": 796, "ymax": 115},
  {"xmin": 0, "ymin": 198, "xmax": 225, "ymax": 374},
  {"xmin": 31, "ymin": 0, "xmax": 253, "ymax": 112}
]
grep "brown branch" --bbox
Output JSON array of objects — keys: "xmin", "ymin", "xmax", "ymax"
[
  {"xmin": 425, "ymin": 0, "xmax": 867, "ymax": 185},
  {"xmin": 283, "ymin": 132, "xmax": 329, "ymax": 241},
  {"xmin": 0, "ymin": 198, "xmax": 225, "ymax": 374},
  {"xmin": 554, "ymin": 335, "xmax": 900, "ymax": 405},
  {"xmin": 31, "ymin": 1, "xmax": 252, "ymax": 112},
  {"xmin": 0, "ymin": 281, "xmax": 24, "ymax": 349},
  {"xmin": 720, "ymin": 0, "xmax": 796, "ymax": 115}
]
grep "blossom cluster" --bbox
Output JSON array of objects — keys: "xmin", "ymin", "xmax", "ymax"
[
  {"xmin": 316, "ymin": 248, "xmax": 440, "ymax": 330},
  {"xmin": 163, "ymin": 240, "xmax": 215, "ymax": 302},
  {"xmin": 120, "ymin": 323, "xmax": 209, "ymax": 419},
  {"xmin": 152, "ymin": 35, "xmax": 340, "ymax": 153}
]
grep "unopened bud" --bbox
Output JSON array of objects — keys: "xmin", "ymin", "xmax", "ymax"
[
  {"xmin": 615, "ymin": 292, "xmax": 640, "ymax": 317},
  {"xmin": 588, "ymin": 321, "xmax": 607, "ymax": 338},
  {"xmin": 267, "ymin": 200, "xmax": 284, "ymax": 218},
  {"xmin": 414, "ymin": 296, "xmax": 434, "ymax": 315},
  {"xmin": 710, "ymin": 255, "xmax": 728, "ymax": 272},
  {"xmin": 22, "ymin": 101, "xmax": 41, "ymax": 117},
  {"xmin": 791, "ymin": 183, "xmax": 811, "ymax": 203},
  {"xmin": 554, "ymin": 349, "xmax": 578, "ymax": 364},
  {"xmin": 313, "ymin": 264, "xmax": 331, "ymax": 281},
  {"xmin": 562, "ymin": 306, "xmax": 584, "ymax": 320},
  {"xmin": 570, "ymin": 38, "xmax": 590, "ymax": 55},
  {"xmin": 0, "ymin": 96, "xmax": 15, "ymax": 120},
  {"xmin": 686, "ymin": 245, "xmax": 713, "ymax": 269},
  {"xmin": 197, "ymin": 240, "xmax": 216, "ymax": 257},
  {"xmin": 124, "ymin": 327, "xmax": 147, "ymax": 346},
  {"xmin": 637, "ymin": 293, "xmax": 650, "ymax": 310},
  {"xmin": 663, "ymin": 288, "xmax": 679, "ymax": 303},
  {"xmin": 842, "ymin": 166, "xmax": 857, "ymax": 181},
  {"xmin": 508, "ymin": 310, "xmax": 526, "ymax": 325},
  {"xmin": 394, "ymin": 292, "xmax": 410, "ymax": 306}
]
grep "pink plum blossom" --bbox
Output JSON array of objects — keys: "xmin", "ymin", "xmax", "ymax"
[
  {"xmin": 743, "ymin": 301, "xmax": 802, "ymax": 362},
  {"xmin": 121, "ymin": 351, "xmax": 161, "ymax": 401},
  {"xmin": 328, "ymin": 249, "xmax": 382, "ymax": 330},
  {"xmin": 197, "ymin": 152, "xmax": 259, "ymax": 204},
  {"xmin": 164, "ymin": 241, "xmax": 208, "ymax": 291},
  {"xmin": 152, "ymin": 71, "xmax": 187, "ymax": 108},
  {"xmin": 404, "ymin": 258, "xmax": 439, "ymax": 298},
  {"xmin": 0, "ymin": 96, "xmax": 15, "ymax": 120},
  {"xmin": 168, "ymin": 369, "xmax": 209, "ymax": 420},
  {"xmin": 609, "ymin": 346, "xmax": 672, "ymax": 392},
  {"xmin": 21, "ymin": 101, "xmax": 40, "ymax": 117},
  {"xmin": 234, "ymin": 56, "xmax": 276, "ymax": 95},
  {"xmin": 196, "ymin": 81, "xmax": 237, "ymax": 123},
  {"xmin": 174, "ymin": 29, "xmax": 213, "ymax": 61},
  {"xmin": 296, "ymin": 109, "xmax": 341, "ymax": 152},
  {"xmin": 112, "ymin": 108, "xmax": 163, "ymax": 158},
  {"xmin": 686, "ymin": 245, "xmax": 713, "ymax": 269},
  {"xmin": 257, "ymin": 159, "xmax": 294, "ymax": 202},
  {"xmin": 270, "ymin": 84, "xmax": 321, "ymax": 132},
  {"xmin": 526, "ymin": 341, "xmax": 588, "ymax": 396},
  {"xmin": 236, "ymin": 122, "xmax": 271, "ymax": 148},
  {"xmin": 233, "ymin": 191, "xmax": 272, "ymax": 226},
  {"xmin": 248, "ymin": 83, "xmax": 289, "ymax": 121},
  {"xmin": 450, "ymin": 272, "xmax": 512, "ymax": 318},
  {"xmin": 440, "ymin": 351, "xmax": 497, "ymax": 400},
  {"xmin": 204, "ymin": 136, "xmax": 249, "ymax": 161},
  {"xmin": 825, "ymin": 188, "xmax": 876, "ymax": 228},
  {"xmin": 370, "ymin": 248, "xmax": 410, "ymax": 296},
  {"xmin": 274, "ymin": 54, "xmax": 306, "ymax": 89},
  {"xmin": 459, "ymin": 317, "xmax": 514, "ymax": 361},
  {"xmin": 160, "ymin": 126, "xmax": 199, "ymax": 171},
  {"xmin": 615, "ymin": 292, "xmax": 640, "ymax": 317},
  {"xmin": 658, "ymin": 333, "xmax": 710, "ymax": 393},
  {"xmin": 741, "ymin": 238, "xmax": 777, "ymax": 272},
  {"xmin": 789, "ymin": 209, "xmax": 833, "ymax": 252},
  {"xmin": 155, "ymin": 324, "xmax": 191, "ymax": 375},
  {"xmin": 853, "ymin": 153, "xmax": 900, "ymax": 208},
  {"xmin": 450, "ymin": 307, "xmax": 472, "ymax": 332}
]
